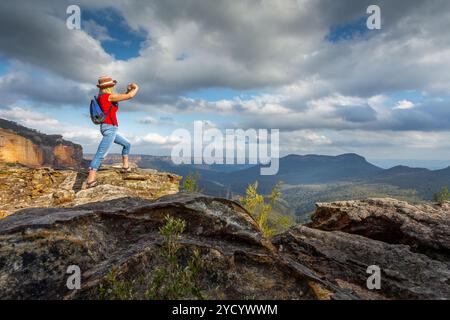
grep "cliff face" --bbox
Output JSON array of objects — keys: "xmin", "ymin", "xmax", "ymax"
[
  {"xmin": 0, "ymin": 129, "xmax": 44, "ymax": 167},
  {"xmin": 0, "ymin": 189, "xmax": 448, "ymax": 299},
  {"xmin": 0, "ymin": 119, "xmax": 83, "ymax": 168}
]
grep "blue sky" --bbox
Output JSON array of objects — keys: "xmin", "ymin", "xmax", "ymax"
[
  {"xmin": 82, "ymin": 8, "xmax": 146, "ymax": 60},
  {"xmin": 1, "ymin": 0, "xmax": 450, "ymax": 169},
  {"xmin": 326, "ymin": 16, "xmax": 369, "ymax": 43},
  {"xmin": 0, "ymin": 60, "xmax": 9, "ymax": 75}
]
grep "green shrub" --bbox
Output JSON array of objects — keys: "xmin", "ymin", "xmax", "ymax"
[
  {"xmin": 98, "ymin": 267, "xmax": 138, "ymax": 300},
  {"xmin": 182, "ymin": 172, "xmax": 201, "ymax": 193},
  {"xmin": 240, "ymin": 181, "xmax": 294, "ymax": 238},
  {"xmin": 146, "ymin": 215, "xmax": 204, "ymax": 300},
  {"xmin": 433, "ymin": 186, "xmax": 450, "ymax": 205},
  {"xmin": 98, "ymin": 215, "xmax": 204, "ymax": 300}
]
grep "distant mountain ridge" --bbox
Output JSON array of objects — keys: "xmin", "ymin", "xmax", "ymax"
[
  {"xmin": 219, "ymin": 153, "xmax": 383, "ymax": 193},
  {"xmin": 97, "ymin": 152, "xmax": 450, "ymax": 204}
]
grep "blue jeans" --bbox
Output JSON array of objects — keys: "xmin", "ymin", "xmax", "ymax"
[{"xmin": 89, "ymin": 124, "xmax": 131, "ymax": 170}]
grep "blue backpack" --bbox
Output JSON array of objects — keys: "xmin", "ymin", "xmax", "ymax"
[{"xmin": 89, "ymin": 95, "xmax": 113, "ymax": 125}]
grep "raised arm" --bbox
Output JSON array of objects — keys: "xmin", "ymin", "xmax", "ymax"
[{"xmin": 108, "ymin": 83, "xmax": 139, "ymax": 102}]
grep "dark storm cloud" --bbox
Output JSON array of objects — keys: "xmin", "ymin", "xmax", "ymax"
[
  {"xmin": 389, "ymin": 100, "xmax": 450, "ymax": 131},
  {"xmin": 0, "ymin": 71, "xmax": 91, "ymax": 106},
  {"xmin": 2, "ymin": 0, "xmax": 450, "ymax": 98},
  {"xmin": 0, "ymin": 0, "xmax": 113, "ymax": 84},
  {"xmin": 336, "ymin": 104, "xmax": 377, "ymax": 123}
]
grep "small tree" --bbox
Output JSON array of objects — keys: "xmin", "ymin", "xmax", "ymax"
[
  {"xmin": 146, "ymin": 215, "xmax": 204, "ymax": 300},
  {"xmin": 240, "ymin": 181, "xmax": 283, "ymax": 238},
  {"xmin": 182, "ymin": 172, "xmax": 201, "ymax": 193},
  {"xmin": 98, "ymin": 215, "xmax": 204, "ymax": 300},
  {"xmin": 98, "ymin": 267, "xmax": 137, "ymax": 300},
  {"xmin": 434, "ymin": 186, "xmax": 450, "ymax": 205}
]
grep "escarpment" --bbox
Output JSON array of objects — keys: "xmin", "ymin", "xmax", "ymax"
[{"xmin": 0, "ymin": 118, "xmax": 83, "ymax": 168}]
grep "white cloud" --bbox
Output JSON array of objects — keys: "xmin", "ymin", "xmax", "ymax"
[
  {"xmin": 139, "ymin": 115, "xmax": 177, "ymax": 126},
  {"xmin": 281, "ymin": 129, "xmax": 332, "ymax": 154},
  {"xmin": 0, "ymin": 106, "xmax": 59, "ymax": 128},
  {"xmin": 133, "ymin": 133, "xmax": 182, "ymax": 146},
  {"xmin": 0, "ymin": 69, "xmax": 93, "ymax": 106},
  {"xmin": 83, "ymin": 19, "xmax": 115, "ymax": 42},
  {"xmin": 62, "ymin": 129, "xmax": 101, "ymax": 141},
  {"xmin": 395, "ymin": 100, "xmax": 415, "ymax": 110},
  {"xmin": 139, "ymin": 116, "xmax": 161, "ymax": 125}
]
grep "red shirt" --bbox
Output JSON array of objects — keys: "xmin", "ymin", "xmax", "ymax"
[{"xmin": 98, "ymin": 93, "xmax": 119, "ymax": 126}]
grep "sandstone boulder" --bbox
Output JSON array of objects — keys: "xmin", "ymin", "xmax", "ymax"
[
  {"xmin": 273, "ymin": 226, "xmax": 450, "ymax": 300},
  {"xmin": 309, "ymin": 198, "xmax": 450, "ymax": 259}
]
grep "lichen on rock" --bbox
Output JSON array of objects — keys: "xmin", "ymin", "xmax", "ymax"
[{"xmin": 0, "ymin": 164, "xmax": 181, "ymax": 219}]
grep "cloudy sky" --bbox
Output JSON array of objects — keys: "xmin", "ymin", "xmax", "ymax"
[{"xmin": 1, "ymin": 0, "xmax": 450, "ymax": 168}]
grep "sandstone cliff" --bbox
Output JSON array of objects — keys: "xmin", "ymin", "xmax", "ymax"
[
  {"xmin": 0, "ymin": 118, "xmax": 83, "ymax": 168},
  {"xmin": 0, "ymin": 179, "xmax": 448, "ymax": 299}
]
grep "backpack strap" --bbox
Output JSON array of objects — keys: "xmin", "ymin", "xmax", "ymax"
[{"xmin": 98, "ymin": 93, "xmax": 115, "ymax": 119}]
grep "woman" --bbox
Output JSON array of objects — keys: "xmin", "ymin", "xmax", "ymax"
[{"xmin": 86, "ymin": 76, "xmax": 139, "ymax": 188}]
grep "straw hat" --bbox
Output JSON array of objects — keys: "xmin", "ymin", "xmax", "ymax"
[{"xmin": 96, "ymin": 76, "xmax": 117, "ymax": 89}]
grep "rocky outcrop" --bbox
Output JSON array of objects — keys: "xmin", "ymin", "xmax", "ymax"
[
  {"xmin": 270, "ymin": 198, "xmax": 450, "ymax": 300},
  {"xmin": 0, "ymin": 180, "xmax": 448, "ymax": 300},
  {"xmin": 274, "ymin": 226, "xmax": 450, "ymax": 300},
  {"xmin": 0, "ymin": 193, "xmax": 352, "ymax": 300},
  {"xmin": 309, "ymin": 198, "xmax": 450, "ymax": 259},
  {"xmin": 0, "ymin": 118, "xmax": 83, "ymax": 168},
  {"xmin": 0, "ymin": 164, "xmax": 180, "ymax": 219},
  {"xmin": 84, "ymin": 154, "xmax": 142, "ymax": 164}
]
